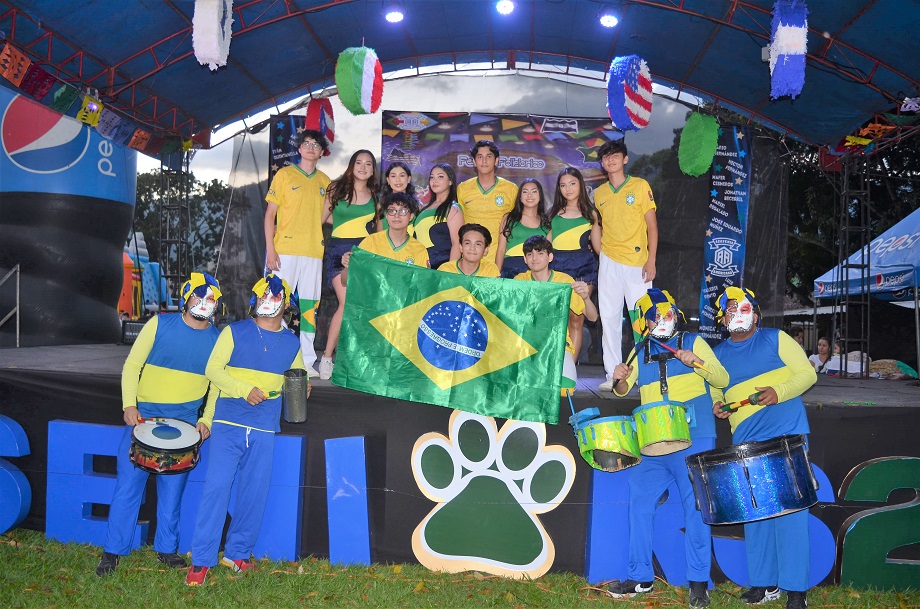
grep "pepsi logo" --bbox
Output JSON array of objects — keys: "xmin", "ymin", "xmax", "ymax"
[{"xmin": 2, "ymin": 94, "xmax": 90, "ymax": 173}]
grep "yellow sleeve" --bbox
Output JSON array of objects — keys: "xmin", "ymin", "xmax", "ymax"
[
  {"xmin": 612, "ymin": 348, "xmax": 639, "ymax": 397},
  {"xmin": 198, "ymin": 383, "xmax": 217, "ymax": 429},
  {"xmin": 569, "ymin": 290, "xmax": 585, "ymax": 316},
  {"xmin": 710, "ymin": 384, "xmax": 725, "ymax": 405},
  {"xmin": 121, "ymin": 316, "xmax": 159, "ymax": 410},
  {"xmin": 205, "ymin": 327, "xmax": 255, "ymax": 399},
  {"xmin": 692, "ymin": 335, "xmax": 729, "ymax": 388},
  {"xmin": 773, "ymin": 331, "xmax": 818, "ymax": 403},
  {"xmin": 265, "ymin": 168, "xmax": 286, "ymax": 206}
]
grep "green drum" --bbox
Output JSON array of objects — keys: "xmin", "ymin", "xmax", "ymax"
[
  {"xmin": 573, "ymin": 415, "xmax": 641, "ymax": 472},
  {"xmin": 632, "ymin": 401, "xmax": 692, "ymax": 456}
]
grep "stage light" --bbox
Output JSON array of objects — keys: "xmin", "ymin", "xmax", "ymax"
[
  {"xmin": 384, "ymin": 1, "xmax": 405, "ymax": 23},
  {"xmin": 599, "ymin": 11, "xmax": 619, "ymax": 28},
  {"xmin": 496, "ymin": 1, "xmax": 514, "ymax": 15}
]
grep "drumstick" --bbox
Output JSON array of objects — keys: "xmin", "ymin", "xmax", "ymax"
[
  {"xmin": 648, "ymin": 337, "xmax": 712, "ymax": 373},
  {"xmin": 136, "ymin": 417, "xmax": 168, "ymax": 424},
  {"xmin": 613, "ymin": 332, "xmax": 652, "ymax": 389},
  {"xmin": 720, "ymin": 392, "xmax": 763, "ymax": 412}
]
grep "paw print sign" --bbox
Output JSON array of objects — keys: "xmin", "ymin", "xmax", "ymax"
[{"xmin": 411, "ymin": 410, "xmax": 576, "ymax": 579}]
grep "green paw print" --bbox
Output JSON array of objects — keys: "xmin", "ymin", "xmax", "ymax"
[{"xmin": 411, "ymin": 410, "xmax": 576, "ymax": 578}]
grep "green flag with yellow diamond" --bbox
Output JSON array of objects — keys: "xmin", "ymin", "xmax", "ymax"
[{"xmin": 332, "ymin": 248, "xmax": 570, "ymax": 424}]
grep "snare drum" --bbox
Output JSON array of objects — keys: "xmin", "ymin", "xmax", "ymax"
[
  {"xmin": 686, "ymin": 434, "xmax": 819, "ymax": 525},
  {"xmin": 571, "ymin": 409, "xmax": 641, "ymax": 472},
  {"xmin": 129, "ymin": 417, "xmax": 202, "ymax": 475},
  {"xmin": 632, "ymin": 401, "xmax": 691, "ymax": 456}
]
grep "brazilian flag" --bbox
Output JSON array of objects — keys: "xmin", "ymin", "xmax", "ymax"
[{"xmin": 333, "ymin": 249, "xmax": 570, "ymax": 424}]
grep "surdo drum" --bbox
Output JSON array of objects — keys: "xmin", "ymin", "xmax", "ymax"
[{"xmin": 129, "ymin": 417, "xmax": 202, "ymax": 475}]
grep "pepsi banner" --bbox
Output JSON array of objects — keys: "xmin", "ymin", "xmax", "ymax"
[
  {"xmin": 0, "ymin": 87, "xmax": 136, "ymax": 205},
  {"xmin": 381, "ymin": 111, "xmax": 623, "ymax": 197},
  {"xmin": 698, "ymin": 126, "xmax": 752, "ymax": 341}
]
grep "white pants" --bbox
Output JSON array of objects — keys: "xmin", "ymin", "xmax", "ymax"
[
  {"xmin": 275, "ymin": 254, "xmax": 322, "ymax": 365},
  {"xmin": 598, "ymin": 253, "xmax": 651, "ymax": 379}
]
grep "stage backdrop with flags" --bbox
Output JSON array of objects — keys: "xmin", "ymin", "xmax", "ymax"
[
  {"xmin": 698, "ymin": 125, "xmax": 753, "ymax": 340},
  {"xmin": 268, "ymin": 114, "xmax": 306, "ymax": 181},
  {"xmin": 332, "ymin": 249, "xmax": 570, "ymax": 424},
  {"xmin": 381, "ymin": 111, "xmax": 623, "ymax": 197}
]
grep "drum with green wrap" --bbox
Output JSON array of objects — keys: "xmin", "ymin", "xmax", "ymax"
[
  {"xmin": 632, "ymin": 401, "xmax": 691, "ymax": 456},
  {"xmin": 570, "ymin": 409, "xmax": 641, "ymax": 472}
]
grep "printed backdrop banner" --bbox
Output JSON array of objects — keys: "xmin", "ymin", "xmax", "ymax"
[
  {"xmin": 268, "ymin": 114, "xmax": 306, "ymax": 181},
  {"xmin": 698, "ymin": 125, "xmax": 752, "ymax": 340},
  {"xmin": 380, "ymin": 111, "xmax": 623, "ymax": 198}
]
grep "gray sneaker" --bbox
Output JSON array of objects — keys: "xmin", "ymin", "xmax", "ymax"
[
  {"xmin": 689, "ymin": 581, "xmax": 710, "ymax": 607},
  {"xmin": 319, "ymin": 358, "xmax": 334, "ymax": 380},
  {"xmin": 607, "ymin": 579, "xmax": 654, "ymax": 598},
  {"xmin": 741, "ymin": 586, "xmax": 781, "ymax": 604}
]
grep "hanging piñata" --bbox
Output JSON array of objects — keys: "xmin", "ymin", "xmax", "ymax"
[
  {"xmin": 678, "ymin": 113, "xmax": 719, "ymax": 177},
  {"xmin": 193, "ymin": 0, "xmax": 234, "ymax": 71},
  {"xmin": 335, "ymin": 47, "xmax": 383, "ymax": 116},
  {"xmin": 305, "ymin": 98, "xmax": 335, "ymax": 155},
  {"xmin": 607, "ymin": 55, "xmax": 653, "ymax": 131},
  {"xmin": 769, "ymin": 0, "xmax": 808, "ymax": 99}
]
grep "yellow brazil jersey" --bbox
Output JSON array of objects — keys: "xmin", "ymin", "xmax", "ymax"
[
  {"xmin": 265, "ymin": 165, "xmax": 331, "ymax": 258},
  {"xmin": 457, "ymin": 176, "xmax": 518, "ymax": 262},
  {"xmin": 593, "ymin": 175, "xmax": 656, "ymax": 267},
  {"xmin": 358, "ymin": 231, "xmax": 430, "ymax": 268},
  {"xmin": 437, "ymin": 259, "xmax": 501, "ymax": 278},
  {"xmin": 514, "ymin": 270, "xmax": 583, "ymax": 355}
]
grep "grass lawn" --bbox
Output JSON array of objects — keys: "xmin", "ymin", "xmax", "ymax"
[{"xmin": 2, "ymin": 529, "xmax": 917, "ymax": 608}]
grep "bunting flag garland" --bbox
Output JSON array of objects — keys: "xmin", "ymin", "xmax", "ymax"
[
  {"xmin": 19, "ymin": 63, "xmax": 56, "ymax": 100},
  {"xmin": 335, "ymin": 46, "xmax": 384, "ymax": 116},
  {"xmin": 606, "ymin": 55, "xmax": 653, "ymax": 131},
  {"xmin": 95, "ymin": 108, "xmax": 123, "ymax": 140},
  {"xmin": 304, "ymin": 97, "xmax": 335, "ymax": 154},
  {"xmin": 47, "ymin": 83, "xmax": 80, "ymax": 114},
  {"xmin": 769, "ymin": 1, "xmax": 808, "ymax": 99},
  {"xmin": 193, "ymin": 0, "xmax": 234, "ymax": 71},
  {"xmin": 901, "ymin": 97, "xmax": 920, "ymax": 113},
  {"xmin": 0, "ymin": 43, "xmax": 32, "ymax": 86},
  {"xmin": 128, "ymin": 128, "xmax": 152, "ymax": 151},
  {"xmin": 678, "ymin": 112, "xmax": 720, "ymax": 177},
  {"xmin": 76, "ymin": 95, "xmax": 103, "ymax": 126}
]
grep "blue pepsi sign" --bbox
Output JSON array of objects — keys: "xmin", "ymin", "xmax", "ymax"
[{"xmin": 0, "ymin": 86, "xmax": 136, "ymax": 205}]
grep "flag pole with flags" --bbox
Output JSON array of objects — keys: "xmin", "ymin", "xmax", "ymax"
[{"xmin": 333, "ymin": 249, "xmax": 571, "ymax": 424}]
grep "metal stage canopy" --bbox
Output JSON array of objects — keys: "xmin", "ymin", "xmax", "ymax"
[{"xmin": 1, "ymin": 0, "xmax": 918, "ymax": 146}]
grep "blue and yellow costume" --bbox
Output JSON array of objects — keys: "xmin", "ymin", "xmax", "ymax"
[
  {"xmin": 325, "ymin": 199, "xmax": 376, "ymax": 286},
  {"xmin": 550, "ymin": 214, "xmax": 598, "ymax": 285},
  {"xmin": 413, "ymin": 202, "xmax": 460, "ymax": 269},
  {"xmin": 613, "ymin": 289, "xmax": 728, "ymax": 587},
  {"xmin": 500, "ymin": 221, "xmax": 548, "ymax": 279},
  {"xmin": 711, "ymin": 287, "xmax": 816, "ymax": 594},
  {"xmin": 104, "ymin": 274, "xmax": 221, "ymax": 559},
  {"xmin": 190, "ymin": 276, "xmax": 305, "ymax": 569}
]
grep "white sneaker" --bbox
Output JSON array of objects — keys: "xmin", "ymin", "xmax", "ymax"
[
  {"xmin": 319, "ymin": 358, "xmax": 334, "ymax": 380},
  {"xmin": 305, "ymin": 364, "xmax": 319, "ymax": 377},
  {"xmin": 598, "ymin": 378, "xmax": 614, "ymax": 391}
]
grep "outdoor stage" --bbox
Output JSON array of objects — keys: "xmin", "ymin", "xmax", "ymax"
[{"xmin": 1, "ymin": 344, "xmax": 918, "ymax": 584}]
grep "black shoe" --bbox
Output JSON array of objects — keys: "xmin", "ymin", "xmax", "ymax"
[
  {"xmin": 786, "ymin": 591, "xmax": 807, "ymax": 609},
  {"xmin": 95, "ymin": 552, "xmax": 120, "ymax": 577},
  {"xmin": 607, "ymin": 579, "xmax": 654, "ymax": 598},
  {"xmin": 689, "ymin": 581, "xmax": 710, "ymax": 607},
  {"xmin": 741, "ymin": 586, "xmax": 781, "ymax": 604},
  {"xmin": 157, "ymin": 552, "xmax": 188, "ymax": 569}
]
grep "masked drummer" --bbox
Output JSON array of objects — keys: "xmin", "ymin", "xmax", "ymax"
[
  {"xmin": 607, "ymin": 288, "xmax": 728, "ymax": 607},
  {"xmin": 186, "ymin": 273, "xmax": 310, "ymax": 586},
  {"xmin": 96, "ymin": 273, "xmax": 223, "ymax": 577},
  {"xmin": 711, "ymin": 286, "xmax": 816, "ymax": 609}
]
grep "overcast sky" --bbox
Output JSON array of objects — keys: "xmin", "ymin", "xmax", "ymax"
[{"xmin": 137, "ymin": 72, "xmax": 693, "ymax": 184}]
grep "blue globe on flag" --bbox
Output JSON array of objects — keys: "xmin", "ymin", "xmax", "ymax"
[{"xmin": 417, "ymin": 301, "xmax": 489, "ymax": 371}]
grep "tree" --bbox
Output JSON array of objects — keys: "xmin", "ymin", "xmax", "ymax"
[{"xmin": 131, "ymin": 171, "xmax": 230, "ymax": 274}]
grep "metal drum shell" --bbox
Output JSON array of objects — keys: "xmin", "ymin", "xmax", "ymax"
[
  {"xmin": 686, "ymin": 434, "xmax": 818, "ymax": 525},
  {"xmin": 632, "ymin": 401, "xmax": 692, "ymax": 456},
  {"xmin": 573, "ymin": 415, "xmax": 642, "ymax": 472}
]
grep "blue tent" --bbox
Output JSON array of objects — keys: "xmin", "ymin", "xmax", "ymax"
[{"xmin": 814, "ymin": 207, "xmax": 920, "ymax": 301}]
